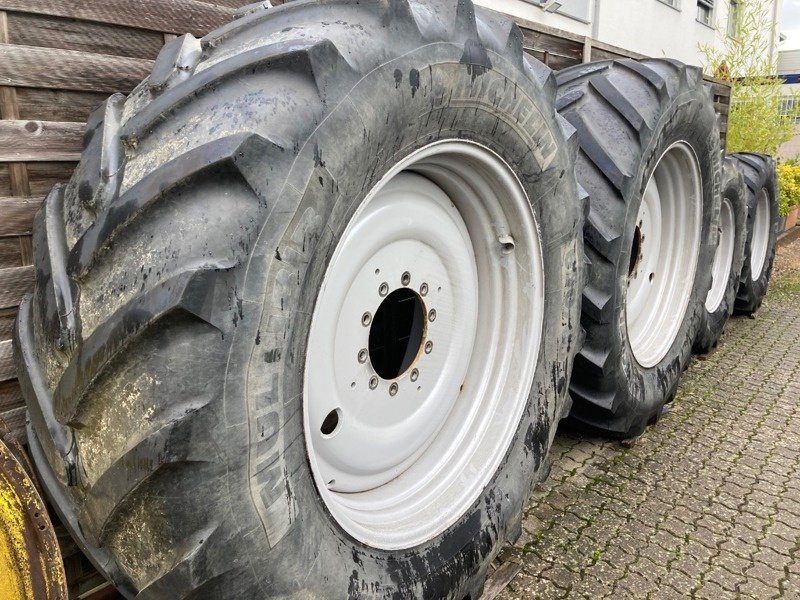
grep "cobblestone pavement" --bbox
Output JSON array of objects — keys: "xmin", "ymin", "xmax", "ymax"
[{"xmin": 493, "ymin": 235, "xmax": 800, "ymax": 599}]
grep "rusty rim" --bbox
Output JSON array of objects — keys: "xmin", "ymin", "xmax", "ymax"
[{"xmin": 0, "ymin": 435, "xmax": 67, "ymax": 600}]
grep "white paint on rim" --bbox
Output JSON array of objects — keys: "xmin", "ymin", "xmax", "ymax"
[
  {"xmin": 750, "ymin": 188, "xmax": 771, "ymax": 281},
  {"xmin": 626, "ymin": 141, "xmax": 702, "ymax": 368},
  {"xmin": 303, "ymin": 140, "xmax": 545, "ymax": 550},
  {"xmin": 705, "ymin": 196, "xmax": 735, "ymax": 313}
]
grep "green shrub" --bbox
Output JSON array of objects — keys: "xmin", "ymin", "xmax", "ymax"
[{"xmin": 700, "ymin": 0, "xmax": 800, "ymax": 155}]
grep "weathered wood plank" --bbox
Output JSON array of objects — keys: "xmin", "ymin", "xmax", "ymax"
[
  {"xmin": 0, "ymin": 0, "xmax": 236, "ymax": 36},
  {"xmin": 15, "ymin": 88, "xmax": 106, "ymax": 122},
  {"xmin": 0, "ymin": 378, "xmax": 22, "ymax": 412},
  {"xmin": 480, "ymin": 561, "xmax": 522, "ymax": 600},
  {"xmin": 0, "ymin": 119, "xmax": 84, "ymax": 162},
  {"xmin": 26, "ymin": 162, "xmax": 76, "ymax": 195},
  {"xmin": 0, "ymin": 405, "xmax": 25, "ymax": 442},
  {"xmin": 0, "ymin": 307, "xmax": 16, "ymax": 343},
  {"xmin": 0, "ymin": 339, "xmax": 13, "ymax": 382},
  {"xmin": 0, "ymin": 238, "xmax": 21, "ymax": 268},
  {"xmin": 714, "ymin": 101, "xmax": 730, "ymax": 115},
  {"xmin": 0, "ymin": 43, "xmax": 153, "ymax": 93},
  {"xmin": 0, "ymin": 165, "xmax": 9, "ymax": 195},
  {"xmin": 590, "ymin": 38, "xmax": 647, "ymax": 61},
  {"xmin": 521, "ymin": 28, "xmax": 583, "ymax": 65},
  {"xmin": 0, "ymin": 265, "xmax": 34, "ymax": 309},
  {"xmin": 0, "ymin": 197, "xmax": 42, "ymax": 237},
  {"xmin": 524, "ymin": 47, "xmax": 581, "ymax": 71},
  {"xmin": 7, "ymin": 12, "xmax": 165, "ymax": 60}
]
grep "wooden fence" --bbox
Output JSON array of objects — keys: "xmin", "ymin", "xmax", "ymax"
[{"xmin": 0, "ymin": 2, "xmax": 249, "ymax": 597}]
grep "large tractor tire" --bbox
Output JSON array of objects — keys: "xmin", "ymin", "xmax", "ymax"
[
  {"xmin": 14, "ymin": 1, "xmax": 586, "ymax": 598},
  {"xmin": 555, "ymin": 59, "xmax": 721, "ymax": 437},
  {"xmin": 729, "ymin": 153, "xmax": 780, "ymax": 315},
  {"xmin": 694, "ymin": 157, "xmax": 747, "ymax": 353}
]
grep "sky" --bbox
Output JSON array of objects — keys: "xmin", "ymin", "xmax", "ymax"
[{"xmin": 782, "ymin": 0, "xmax": 800, "ymax": 50}]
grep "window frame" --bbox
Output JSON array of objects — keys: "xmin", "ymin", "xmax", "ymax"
[
  {"xmin": 656, "ymin": 0, "xmax": 681, "ymax": 10},
  {"xmin": 727, "ymin": 0, "xmax": 740, "ymax": 39},
  {"xmin": 697, "ymin": 0, "xmax": 715, "ymax": 27}
]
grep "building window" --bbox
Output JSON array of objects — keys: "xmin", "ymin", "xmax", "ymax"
[
  {"xmin": 697, "ymin": 0, "xmax": 714, "ymax": 25},
  {"xmin": 658, "ymin": 0, "xmax": 680, "ymax": 9},
  {"xmin": 780, "ymin": 96, "xmax": 800, "ymax": 124},
  {"xmin": 727, "ymin": 0, "xmax": 740, "ymax": 38}
]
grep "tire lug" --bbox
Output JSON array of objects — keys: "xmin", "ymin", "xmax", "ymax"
[
  {"xmin": 424, "ymin": 341, "xmax": 433, "ymax": 354},
  {"xmin": 428, "ymin": 309, "xmax": 436, "ymax": 322},
  {"xmin": 361, "ymin": 312, "xmax": 372, "ymax": 327},
  {"xmin": 420, "ymin": 282, "xmax": 429, "ymax": 296},
  {"xmin": 401, "ymin": 271, "xmax": 411, "ymax": 286},
  {"xmin": 379, "ymin": 282, "xmax": 389, "ymax": 297},
  {"xmin": 369, "ymin": 376, "xmax": 378, "ymax": 390},
  {"xmin": 389, "ymin": 382, "xmax": 398, "ymax": 396},
  {"xmin": 410, "ymin": 369, "xmax": 419, "ymax": 382},
  {"xmin": 358, "ymin": 348, "xmax": 368, "ymax": 363}
]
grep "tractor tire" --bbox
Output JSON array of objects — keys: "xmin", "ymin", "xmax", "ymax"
[
  {"xmin": 555, "ymin": 59, "xmax": 721, "ymax": 437},
  {"xmin": 729, "ymin": 153, "xmax": 780, "ymax": 315},
  {"xmin": 14, "ymin": 2, "xmax": 586, "ymax": 598},
  {"xmin": 693, "ymin": 156, "xmax": 747, "ymax": 353}
]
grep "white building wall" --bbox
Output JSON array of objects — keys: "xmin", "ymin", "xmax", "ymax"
[
  {"xmin": 475, "ymin": 0, "xmax": 782, "ymax": 69},
  {"xmin": 596, "ymin": 0, "xmax": 720, "ymax": 66},
  {"xmin": 473, "ymin": 0, "xmax": 591, "ymax": 37}
]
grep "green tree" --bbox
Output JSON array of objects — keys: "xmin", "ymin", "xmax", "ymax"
[{"xmin": 699, "ymin": 0, "xmax": 799, "ymax": 155}]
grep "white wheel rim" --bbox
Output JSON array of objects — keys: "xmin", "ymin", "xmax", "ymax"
[
  {"xmin": 705, "ymin": 196, "xmax": 735, "ymax": 313},
  {"xmin": 626, "ymin": 142, "xmax": 702, "ymax": 368},
  {"xmin": 303, "ymin": 140, "xmax": 544, "ymax": 550},
  {"xmin": 750, "ymin": 188, "xmax": 770, "ymax": 280}
]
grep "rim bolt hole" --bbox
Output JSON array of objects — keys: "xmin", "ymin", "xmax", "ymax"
[
  {"xmin": 379, "ymin": 282, "xmax": 389, "ymax": 297},
  {"xmin": 401, "ymin": 271, "xmax": 411, "ymax": 286},
  {"xmin": 428, "ymin": 309, "xmax": 436, "ymax": 322},
  {"xmin": 389, "ymin": 382, "xmax": 398, "ymax": 396},
  {"xmin": 320, "ymin": 408, "xmax": 341, "ymax": 437},
  {"xmin": 369, "ymin": 376, "xmax": 378, "ymax": 390},
  {"xmin": 357, "ymin": 348, "xmax": 368, "ymax": 364},
  {"xmin": 410, "ymin": 368, "xmax": 419, "ymax": 382},
  {"xmin": 361, "ymin": 312, "xmax": 372, "ymax": 327},
  {"xmin": 649, "ymin": 273, "xmax": 654, "ymax": 283},
  {"xmin": 424, "ymin": 341, "xmax": 433, "ymax": 354},
  {"xmin": 420, "ymin": 282, "xmax": 429, "ymax": 296}
]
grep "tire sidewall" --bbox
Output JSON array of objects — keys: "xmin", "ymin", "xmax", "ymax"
[
  {"xmin": 226, "ymin": 44, "xmax": 583, "ymax": 597},
  {"xmin": 694, "ymin": 160, "xmax": 747, "ymax": 353},
  {"xmin": 736, "ymin": 155, "xmax": 779, "ymax": 313}
]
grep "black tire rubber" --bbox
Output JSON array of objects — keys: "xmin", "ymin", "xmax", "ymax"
[
  {"xmin": 729, "ymin": 153, "xmax": 780, "ymax": 315},
  {"xmin": 555, "ymin": 59, "xmax": 721, "ymax": 437},
  {"xmin": 14, "ymin": 2, "xmax": 586, "ymax": 598},
  {"xmin": 693, "ymin": 156, "xmax": 748, "ymax": 353}
]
